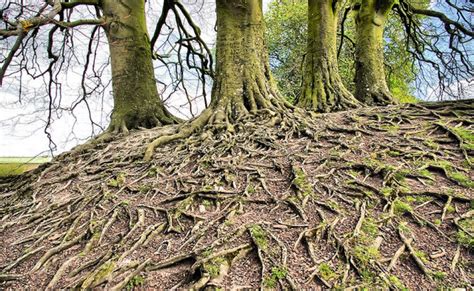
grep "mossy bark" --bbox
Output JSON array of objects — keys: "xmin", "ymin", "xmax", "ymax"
[
  {"xmin": 354, "ymin": 0, "xmax": 396, "ymax": 105},
  {"xmin": 298, "ymin": 0, "xmax": 359, "ymax": 113},
  {"xmin": 210, "ymin": 0, "xmax": 287, "ymax": 124},
  {"xmin": 102, "ymin": 0, "xmax": 177, "ymax": 133}
]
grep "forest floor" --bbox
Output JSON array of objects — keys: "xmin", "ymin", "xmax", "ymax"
[{"xmin": 0, "ymin": 100, "xmax": 473, "ymax": 290}]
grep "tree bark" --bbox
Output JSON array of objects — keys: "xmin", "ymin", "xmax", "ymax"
[
  {"xmin": 298, "ymin": 0, "xmax": 359, "ymax": 112},
  {"xmin": 354, "ymin": 0, "xmax": 396, "ymax": 105},
  {"xmin": 210, "ymin": 0, "xmax": 287, "ymax": 125},
  {"xmin": 102, "ymin": 0, "xmax": 177, "ymax": 133}
]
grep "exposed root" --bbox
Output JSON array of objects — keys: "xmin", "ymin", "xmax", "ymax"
[{"xmin": 0, "ymin": 100, "xmax": 473, "ymax": 289}]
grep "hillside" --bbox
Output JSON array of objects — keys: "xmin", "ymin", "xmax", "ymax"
[{"xmin": 0, "ymin": 100, "xmax": 473, "ymax": 289}]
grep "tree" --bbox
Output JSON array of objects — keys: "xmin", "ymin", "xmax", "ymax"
[
  {"xmin": 353, "ymin": 0, "xmax": 397, "ymax": 105},
  {"xmin": 102, "ymin": 0, "xmax": 178, "ymax": 133},
  {"xmin": 145, "ymin": 0, "xmax": 293, "ymax": 160},
  {"xmin": 298, "ymin": 0, "xmax": 359, "ymax": 112}
]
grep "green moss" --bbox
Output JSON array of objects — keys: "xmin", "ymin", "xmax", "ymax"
[
  {"xmin": 398, "ymin": 222, "xmax": 411, "ymax": 235},
  {"xmin": 204, "ymin": 257, "xmax": 226, "ymax": 278},
  {"xmin": 456, "ymin": 218, "xmax": 473, "ymax": 248},
  {"xmin": 381, "ymin": 124, "xmax": 400, "ymax": 134},
  {"xmin": 107, "ymin": 173, "xmax": 126, "ymax": 188},
  {"xmin": 423, "ymin": 139, "xmax": 439, "ymax": 150},
  {"xmin": 418, "ymin": 169, "xmax": 434, "ymax": 180},
  {"xmin": 387, "ymin": 150, "xmax": 401, "ymax": 157},
  {"xmin": 249, "ymin": 225, "xmax": 268, "ymax": 250},
  {"xmin": 139, "ymin": 185, "xmax": 152, "ymax": 194},
  {"xmin": 446, "ymin": 205, "xmax": 455, "ymax": 214},
  {"xmin": 457, "ymin": 230, "xmax": 474, "ymax": 248},
  {"xmin": 264, "ymin": 266, "xmax": 287, "ymax": 288},
  {"xmin": 92, "ymin": 261, "xmax": 116, "ymax": 286},
  {"xmin": 201, "ymin": 248, "xmax": 213, "ymax": 258},
  {"xmin": 405, "ymin": 196, "xmax": 416, "ymax": 203},
  {"xmin": 107, "ymin": 178, "xmax": 119, "ymax": 188},
  {"xmin": 319, "ymin": 263, "xmax": 337, "ymax": 281},
  {"xmin": 147, "ymin": 167, "xmax": 158, "ymax": 177},
  {"xmin": 126, "ymin": 275, "xmax": 144, "ymax": 290},
  {"xmin": 432, "ymin": 271, "xmax": 446, "ymax": 280},
  {"xmin": 380, "ymin": 187, "xmax": 393, "ymax": 197},
  {"xmin": 431, "ymin": 160, "xmax": 474, "ymax": 188},
  {"xmin": 451, "ymin": 126, "xmax": 474, "ymax": 150},
  {"xmin": 203, "ymin": 185, "xmax": 214, "ymax": 191},
  {"xmin": 393, "ymin": 200, "xmax": 413, "ymax": 215},
  {"xmin": 246, "ymin": 184, "xmax": 256, "ymax": 194},
  {"xmin": 414, "ymin": 250, "xmax": 428, "ymax": 264},
  {"xmin": 292, "ymin": 166, "xmax": 313, "ymax": 197},
  {"xmin": 449, "ymin": 171, "xmax": 474, "ymax": 188},
  {"xmin": 353, "ymin": 245, "xmax": 380, "ymax": 266},
  {"xmin": 361, "ymin": 218, "xmax": 379, "ymax": 238},
  {"xmin": 434, "ymin": 219, "xmax": 441, "ymax": 226},
  {"xmin": 388, "ymin": 275, "xmax": 407, "ymax": 290}
]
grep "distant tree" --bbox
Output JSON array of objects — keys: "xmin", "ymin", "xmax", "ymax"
[
  {"xmin": 298, "ymin": 0, "xmax": 359, "ymax": 112},
  {"xmin": 265, "ymin": 0, "xmax": 472, "ymax": 104},
  {"xmin": 353, "ymin": 0, "xmax": 397, "ymax": 105}
]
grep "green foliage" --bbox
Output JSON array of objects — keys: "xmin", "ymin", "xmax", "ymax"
[
  {"xmin": 265, "ymin": 0, "xmax": 420, "ymax": 102},
  {"xmin": 265, "ymin": 0, "xmax": 307, "ymax": 101}
]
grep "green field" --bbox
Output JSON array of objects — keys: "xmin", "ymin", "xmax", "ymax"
[{"xmin": 0, "ymin": 157, "xmax": 51, "ymax": 177}]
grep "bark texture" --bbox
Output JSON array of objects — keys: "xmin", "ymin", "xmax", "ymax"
[
  {"xmin": 354, "ymin": 0, "xmax": 396, "ymax": 105},
  {"xmin": 298, "ymin": 0, "xmax": 359, "ymax": 112},
  {"xmin": 102, "ymin": 0, "xmax": 177, "ymax": 133},
  {"xmin": 210, "ymin": 0, "xmax": 287, "ymax": 124}
]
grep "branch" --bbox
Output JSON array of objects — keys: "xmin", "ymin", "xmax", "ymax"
[{"xmin": 403, "ymin": 1, "xmax": 474, "ymax": 37}]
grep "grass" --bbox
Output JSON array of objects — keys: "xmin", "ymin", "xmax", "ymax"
[{"xmin": 0, "ymin": 156, "xmax": 50, "ymax": 177}]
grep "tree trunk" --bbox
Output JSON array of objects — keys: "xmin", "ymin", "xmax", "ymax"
[
  {"xmin": 298, "ymin": 0, "xmax": 359, "ymax": 112},
  {"xmin": 102, "ymin": 0, "xmax": 177, "ymax": 133},
  {"xmin": 144, "ymin": 0, "xmax": 292, "ymax": 160},
  {"xmin": 210, "ymin": 0, "xmax": 287, "ymax": 126},
  {"xmin": 354, "ymin": 0, "xmax": 396, "ymax": 105}
]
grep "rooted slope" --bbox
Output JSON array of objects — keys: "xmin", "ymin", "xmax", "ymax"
[{"xmin": 0, "ymin": 100, "xmax": 473, "ymax": 289}]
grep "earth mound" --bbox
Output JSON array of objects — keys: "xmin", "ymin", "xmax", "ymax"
[{"xmin": 0, "ymin": 100, "xmax": 473, "ymax": 289}]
